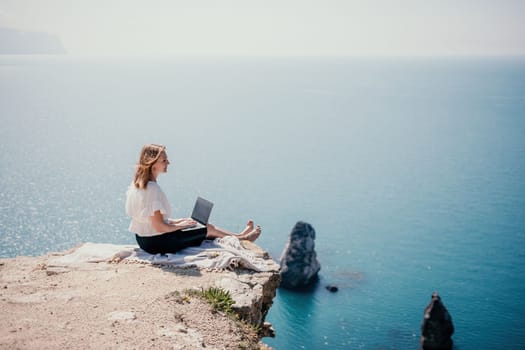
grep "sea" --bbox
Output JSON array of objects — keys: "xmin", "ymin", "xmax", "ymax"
[{"xmin": 0, "ymin": 55, "xmax": 524, "ymax": 349}]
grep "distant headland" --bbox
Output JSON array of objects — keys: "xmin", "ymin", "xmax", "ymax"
[{"xmin": 0, "ymin": 27, "xmax": 66, "ymax": 54}]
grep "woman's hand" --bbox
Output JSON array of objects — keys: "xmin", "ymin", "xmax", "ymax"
[
  {"xmin": 178, "ymin": 218, "xmax": 197, "ymax": 229},
  {"xmin": 168, "ymin": 218, "xmax": 196, "ymax": 227},
  {"xmin": 152, "ymin": 212, "xmax": 197, "ymax": 233}
]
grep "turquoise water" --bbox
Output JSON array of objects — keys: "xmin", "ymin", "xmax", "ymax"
[{"xmin": 1, "ymin": 56, "xmax": 524, "ymax": 349}]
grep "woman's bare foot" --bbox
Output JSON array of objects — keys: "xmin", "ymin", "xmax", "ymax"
[
  {"xmin": 241, "ymin": 225, "xmax": 261, "ymax": 242},
  {"xmin": 239, "ymin": 220, "xmax": 254, "ymax": 236}
]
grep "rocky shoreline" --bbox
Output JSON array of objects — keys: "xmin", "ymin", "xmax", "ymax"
[{"xmin": 0, "ymin": 241, "xmax": 280, "ymax": 349}]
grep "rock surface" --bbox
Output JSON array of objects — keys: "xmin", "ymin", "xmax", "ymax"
[
  {"xmin": 279, "ymin": 221, "xmax": 321, "ymax": 289},
  {"xmin": 421, "ymin": 292, "xmax": 454, "ymax": 350},
  {"xmin": 0, "ymin": 241, "xmax": 279, "ymax": 350}
]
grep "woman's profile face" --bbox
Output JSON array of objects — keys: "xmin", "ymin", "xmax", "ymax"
[{"xmin": 152, "ymin": 151, "xmax": 170, "ymax": 175}]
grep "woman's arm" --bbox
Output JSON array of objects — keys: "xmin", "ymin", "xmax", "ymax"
[{"xmin": 151, "ymin": 211, "xmax": 196, "ymax": 233}]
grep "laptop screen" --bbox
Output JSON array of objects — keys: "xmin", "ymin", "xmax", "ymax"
[{"xmin": 191, "ymin": 197, "xmax": 214, "ymax": 224}]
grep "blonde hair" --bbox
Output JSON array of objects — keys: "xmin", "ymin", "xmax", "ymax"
[{"xmin": 133, "ymin": 144, "xmax": 166, "ymax": 189}]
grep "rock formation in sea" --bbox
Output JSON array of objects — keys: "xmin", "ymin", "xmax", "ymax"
[
  {"xmin": 420, "ymin": 292, "xmax": 454, "ymax": 350},
  {"xmin": 279, "ymin": 221, "xmax": 321, "ymax": 289}
]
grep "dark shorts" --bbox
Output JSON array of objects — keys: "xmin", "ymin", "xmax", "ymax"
[{"xmin": 135, "ymin": 228, "xmax": 207, "ymax": 255}]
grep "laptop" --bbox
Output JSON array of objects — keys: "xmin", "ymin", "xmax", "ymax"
[{"xmin": 181, "ymin": 196, "xmax": 214, "ymax": 232}]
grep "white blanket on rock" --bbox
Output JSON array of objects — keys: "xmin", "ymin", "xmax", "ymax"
[{"xmin": 48, "ymin": 236, "xmax": 272, "ymax": 272}]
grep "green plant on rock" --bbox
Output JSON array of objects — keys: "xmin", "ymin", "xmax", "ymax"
[{"xmin": 198, "ymin": 287, "xmax": 235, "ymax": 315}]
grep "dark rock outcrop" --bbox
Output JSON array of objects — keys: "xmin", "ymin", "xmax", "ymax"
[
  {"xmin": 421, "ymin": 292, "xmax": 454, "ymax": 350},
  {"xmin": 279, "ymin": 221, "xmax": 321, "ymax": 289},
  {"xmin": 325, "ymin": 285, "xmax": 338, "ymax": 292}
]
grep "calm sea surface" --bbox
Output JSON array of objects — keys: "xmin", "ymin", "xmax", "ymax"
[{"xmin": 1, "ymin": 55, "xmax": 524, "ymax": 349}]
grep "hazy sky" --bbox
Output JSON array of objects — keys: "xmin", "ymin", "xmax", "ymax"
[{"xmin": 0, "ymin": 0, "xmax": 524, "ymax": 56}]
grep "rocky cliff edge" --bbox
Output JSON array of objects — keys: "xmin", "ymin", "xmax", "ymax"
[{"xmin": 0, "ymin": 241, "xmax": 280, "ymax": 350}]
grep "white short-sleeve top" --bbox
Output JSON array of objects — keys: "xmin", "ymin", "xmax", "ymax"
[{"xmin": 125, "ymin": 181, "xmax": 172, "ymax": 237}]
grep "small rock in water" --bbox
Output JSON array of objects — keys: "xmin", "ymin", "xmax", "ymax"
[
  {"xmin": 421, "ymin": 292, "xmax": 454, "ymax": 350},
  {"xmin": 325, "ymin": 285, "xmax": 338, "ymax": 292}
]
